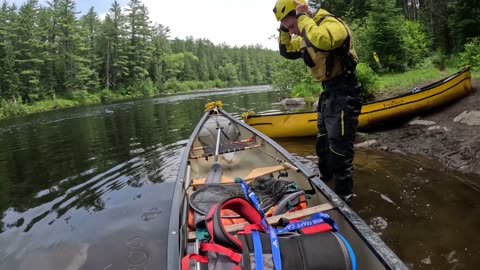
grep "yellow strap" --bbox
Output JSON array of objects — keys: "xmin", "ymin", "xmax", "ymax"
[
  {"xmin": 241, "ymin": 110, "xmax": 256, "ymax": 119},
  {"xmin": 204, "ymin": 100, "xmax": 223, "ymax": 111},
  {"xmin": 341, "ymin": 110, "xmax": 345, "ymax": 136}
]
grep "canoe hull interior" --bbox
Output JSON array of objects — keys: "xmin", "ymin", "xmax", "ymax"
[{"xmin": 167, "ymin": 108, "xmax": 408, "ymax": 270}]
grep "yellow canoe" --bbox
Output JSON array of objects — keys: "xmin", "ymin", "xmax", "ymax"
[{"xmin": 243, "ymin": 67, "xmax": 472, "ymax": 138}]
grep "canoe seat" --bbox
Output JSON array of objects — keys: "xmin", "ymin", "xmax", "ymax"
[{"xmin": 202, "ymin": 141, "xmax": 248, "ymax": 156}]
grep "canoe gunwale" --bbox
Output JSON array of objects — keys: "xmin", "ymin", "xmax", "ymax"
[
  {"xmin": 363, "ymin": 74, "xmax": 471, "ymax": 115},
  {"xmin": 167, "ymin": 110, "xmax": 211, "ymax": 270}
]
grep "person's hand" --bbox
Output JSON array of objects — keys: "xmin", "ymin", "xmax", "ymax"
[{"xmin": 294, "ymin": 0, "xmax": 308, "ymax": 15}]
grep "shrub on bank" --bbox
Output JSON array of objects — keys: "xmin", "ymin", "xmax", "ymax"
[
  {"xmin": 291, "ymin": 82, "xmax": 323, "ymax": 103},
  {"xmin": 0, "ymin": 98, "xmax": 26, "ymax": 117},
  {"xmin": 356, "ymin": 63, "xmax": 380, "ymax": 101},
  {"xmin": 71, "ymin": 90, "xmax": 101, "ymax": 105},
  {"xmin": 460, "ymin": 38, "xmax": 480, "ymax": 70}
]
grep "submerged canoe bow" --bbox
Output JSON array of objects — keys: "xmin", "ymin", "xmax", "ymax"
[
  {"xmin": 167, "ymin": 103, "xmax": 408, "ymax": 270},
  {"xmin": 243, "ymin": 66, "xmax": 472, "ymax": 138}
]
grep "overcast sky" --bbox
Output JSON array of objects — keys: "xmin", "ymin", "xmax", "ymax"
[{"xmin": 7, "ymin": 0, "xmax": 280, "ymax": 50}]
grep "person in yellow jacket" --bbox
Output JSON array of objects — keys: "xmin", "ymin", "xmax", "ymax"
[{"xmin": 273, "ymin": 0, "xmax": 362, "ymax": 204}]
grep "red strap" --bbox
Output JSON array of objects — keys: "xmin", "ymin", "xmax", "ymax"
[
  {"xmin": 181, "ymin": 253, "xmax": 208, "ymax": 270},
  {"xmin": 206, "ymin": 197, "xmax": 264, "ymax": 251},
  {"xmin": 301, "ymin": 222, "xmax": 333, "ymax": 234},
  {"xmin": 201, "ymin": 243, "xmax": 243, "ymax": 263}
]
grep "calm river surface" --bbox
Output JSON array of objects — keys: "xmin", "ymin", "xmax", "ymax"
[{"xmin": 0, "ymin": 86, "xmax": 478, "ymax": 269}]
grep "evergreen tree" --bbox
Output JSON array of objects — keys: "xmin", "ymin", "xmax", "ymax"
[
  {"xmin": 417, "ymin": 0, "xmax": 449, "ymax": 52},
  {"xmin": 195, "ymin": 39, "xmax": 209, "ymax": 81},
  {"xmin": 0, "ymin": 3, "xmax": 19, "ymax": 101},
  {"xmin": 365, "ymin": 0, "xmax": 407, "ymax": 71},
  {"xmin": 100, "ymin": 1, "xmax": 129, "ymax": 90},
  {"xmin": 79, "ymin": 7, "xmax": 101, "ymax": 91},
  {"xmin": 204, "ymin": 41, "xmax": 218, "ymax": 81},
  {"xmin": 238, "ymin": 47, "xmax": 252, "ymax": 84},
  {"xmin": 50, "ymin": 0, "xmax": 96, "ymax": 93},
  {"xmin": 448, "ymin": 0, "xmax": 480, "ymax": 52},
  {"xmin": 182, "ymin": 51, "xmax": 198, "ymax": 81},
  {"xmin": 125, "ymin": 0, "xmax": 152, "ymax": 84},
  {"xmin": 309, "ymin": 0, "xmax": 368, "ymax": 20},
  {"xmin": 149, "ymin": 23, "xmax": 171, "ymax": 89},
  {"xmin": 15, "ymin": 0, "xmax": 44, "ymax": 102},
  {"xmin": 37, "ymin": 6, "xmax": 58, "ymax": 98}
]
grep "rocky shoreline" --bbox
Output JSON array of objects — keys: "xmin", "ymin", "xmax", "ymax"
[{"xmin": 356, "ymin": 80, "xmax": 480, "ymax": 175}]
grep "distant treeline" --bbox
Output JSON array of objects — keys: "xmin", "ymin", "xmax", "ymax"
[{"xmin": 0, "ymin": 0, "xmax": 281, "ymax": 108}]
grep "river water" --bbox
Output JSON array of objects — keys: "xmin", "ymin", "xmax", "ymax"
[{"xmin": 0, "ymin": 86, "xmax": 478, "ymax": 269}]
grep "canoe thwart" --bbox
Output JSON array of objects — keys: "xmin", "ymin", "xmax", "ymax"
[
  {"xmin": 191, "ymin": 163, "xmax": 297, "ymax": 186},
  {"xmin": 187, "ymin": 202, "xmax": 335, "ymax": 240}
]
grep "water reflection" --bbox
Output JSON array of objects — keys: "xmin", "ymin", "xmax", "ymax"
[{"xmin": 0, "ymin": 87, "xmax": 277, "ymax": 269}]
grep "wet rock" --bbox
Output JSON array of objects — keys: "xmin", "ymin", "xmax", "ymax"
[
  {"xmin": 421, "ymin": 256, "xmax": 432, "ymax": 265},
  {"xmin": 279, "ymin": 98, "xmax": 306, "ymax": 107},
  {"xmin": 355, "ymin": 140, "xmax": 378, "ymax": 148},
  {"xmin": 453, "ymin": 110, "xmax": 480, "ymax": 126},
  {"xmin": 427, "ymin": 125, "xmax": 442, "ymax": 131},
  {"xmin": 378, "ymin": 146, "xmax": 389, "ymax": 151},
  {"xmin": 369, "ymin": 216, "xmax": 388, "ymax": 233},
  {"xmin": 312, "ymin": 100, "xmax": 319, "ymax": 111},
  {"xmin": 355, "ymin": 132, "xmax": 370, "ymax": 142},
  {"xmin": 408, "ymin": 119, "xmax": 436, "ymax": 126}
]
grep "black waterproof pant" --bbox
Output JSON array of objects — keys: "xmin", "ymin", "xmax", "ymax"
[{"xmin": 316, "ymin": 72, "xmax": 362, "ymax": 197}]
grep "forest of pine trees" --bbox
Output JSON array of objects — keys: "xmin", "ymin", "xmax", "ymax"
[
  {"xmin": 0, "ymin": 0, "xmax": 479, "ymax": 117},
  {"xmin": 0, "ymin": 0, "xmax": 281, "ymax": 111}
]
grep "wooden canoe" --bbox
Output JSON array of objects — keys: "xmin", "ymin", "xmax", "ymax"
[
  {"xmin": 167, "ymin": 103, "xmax": 408, "ymax": 270},
  {"xmin": 243, "ymin": 67, "xmax": 472, "ymax": 138}
]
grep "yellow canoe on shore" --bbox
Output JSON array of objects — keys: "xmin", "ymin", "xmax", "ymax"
[{"xmin": 243, "ymin": 67, "xmax": 472, "ymax": 138}]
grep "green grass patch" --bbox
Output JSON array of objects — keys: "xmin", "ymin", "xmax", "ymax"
[
  {"xmin": 376, "ymin": 67, "xmax": 461, "ymax": 95},
  {"xmin": 0, "ymin": 98, "xmax": 80, "ymax": 119},
  {"xmin": 471, "ymin": 69, "xmax": 480, "ymax": 79}
]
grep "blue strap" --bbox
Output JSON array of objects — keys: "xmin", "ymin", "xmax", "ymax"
[
  {"xmin": 236, "ymin": 177, "xmax": 262, "ymax": 211},
  {"xmin": 313, "ymin": 212, "xmax": 339, "ymax": 232},
  {"xmin": 235, "ymin": 177, "xmax": 268, "ymax": 229},
  {"xmin": 335, "ymin": 232, "xmax": 357, "ymax": 270},
  {"xmin": 275, "ymin": 212, "xmax": 338, "ymax": 234},
  {"xmin": 268, "ymin": 225, "xmax": 282, "ymax": 270},
  {"xmin": 251, "ymin": 230, "xmax": 264, "ymax": 270}
]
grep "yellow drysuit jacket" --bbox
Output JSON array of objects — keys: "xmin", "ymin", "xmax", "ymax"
[{"xmin": 279, "ymin": 9, "xmax": 358, "ymax": 82}]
